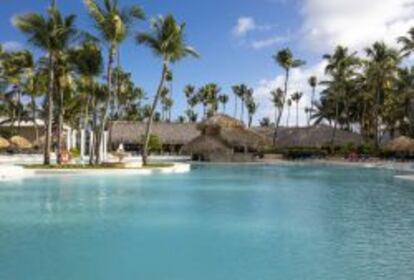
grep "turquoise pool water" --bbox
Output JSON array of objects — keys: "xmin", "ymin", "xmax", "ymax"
[{"xmin": 0, "ymin": 164, "xmax": 414, "ymax": 280}]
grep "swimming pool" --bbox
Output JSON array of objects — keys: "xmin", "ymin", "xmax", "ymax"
[{"xmin": 1, "ymin": 164, "xmax": 413, "ymax": 280}]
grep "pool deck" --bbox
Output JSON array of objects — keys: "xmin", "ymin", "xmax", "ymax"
[{"xmin": 0, "ymin": 163, "xmax": 191, "ymax": 181}]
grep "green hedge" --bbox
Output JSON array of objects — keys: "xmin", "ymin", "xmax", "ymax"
[{"xmin": 282, "ymin": 147, "xmax": 328, "ymax": 160}]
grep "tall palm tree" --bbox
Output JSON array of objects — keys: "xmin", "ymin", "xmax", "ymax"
[
  {"xmin": 24, "ymin": 64, "xmax": 47, "ymax": 143},
  {"xmin": 69, "ymin": 40, "xmax": 103, "ymax": 129},
  {"xmin": 137, "ymin": 15, "xmax": 198, "ymax": 166},
  {"xmin": 232, "ymin": 84, "xmax": 252, "ymax": 123},
  {"xmin": 270, "ymin": 88, "xmax": 283, "ymax": 127},
  {"xmin": 218, "ymin": 94, "xmax": 229, "ymax": 113},
  {"xmin": 84, "ymin": 0, "xmax": 144, "ymax": 164},
  {"xmin": 291, "ymin": 91, "xmax": 303, "ymax": 128},
  {"xmin": 1, "ymin": 50, "xmax": 34, "ymax": 130},
  {"xmin": 272, "ymin": 48, "xmax": 305, "ymax": 144},
  {"xmin": 398, "ymin": 27, "xmax": 414, "ymax": 57},
  {"xmin": 184, "ymin": 84, "xmax": 195, "ymax": 110},
  {"xmin": 14, "ymin": 1, "xmax": 77, "ymax": 165},
  {"xmin": 203, "ymin": 83, "xmax": 221, "ymax": 116},
  {"xmin": 322, "ymin": 46, "xmax": 359, "ymax": 145},
  {"xmin": 365, "ymin": 42, "xmax": 401, "ymax": 147},
  {"xmin": 246, "ymin": 96, "xmax": 257, "ymax": 128},
  {"xmin": 308, "ymin": 76, "xmax": 317, "ymax": 126}
]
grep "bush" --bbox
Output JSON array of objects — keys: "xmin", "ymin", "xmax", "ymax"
[
  {"xmin": 147, "ymin": 134, "xmax": 162, "ymax": 153},
  {"xmin": 340, "ymin": 142, "xmax": 356, "ymax": 157},
  {"xmin": 282, "ymin": 147, "xmax": 328, "ymax": 160},
  {"xmin": 70, "ymin": 148, "xmax": 81, "ymax": 158}
]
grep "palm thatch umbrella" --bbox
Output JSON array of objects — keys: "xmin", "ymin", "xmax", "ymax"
[
  {"xmin": 385, "ymin": 136, "xmax": 414, "ymax": 153},
  {"xmin": 9, "ymin": 136, "xmax": 33, "ymax": 149},
  {"xmin": 0, "ymin": 136, "xmax": 10, "ymax": 149}
]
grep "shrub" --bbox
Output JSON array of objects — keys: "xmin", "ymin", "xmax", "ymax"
[
  {"xmin": 70, "ymin": 148, "xmax": 81, "ymax": 158},
  {"xmin": 282, "ymin": 147, "xmax": 328, "ymax": 160}
]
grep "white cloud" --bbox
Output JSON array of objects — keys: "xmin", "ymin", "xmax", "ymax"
[
  {"xmin": 233, "ymin": 17, "xmax": 256, "ymax": 36},
  {"xmin": 233, "ymin": 17, "xmax": 276, "ymax": 37},
  {"xmin": 251, "ymin": 36, "xmax": 288, "ymax": 49},
  {"xmin": 2, "ymin": 41, "xmax": 23, "ymax": 52},
  {"xmin": 301, "ymin": 0, "xmax": 414, "ymax": 52},
  {"xmin": 254, "ymin": 61, "xmax": 327, "ymax": 126}
]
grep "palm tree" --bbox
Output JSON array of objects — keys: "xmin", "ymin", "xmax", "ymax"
[
  {"xmin": 272, "ymin": 48, "xmax": 305, "ymax": 144},
  {"xmin": 308, "ymin": 76, "xmax": 317, "ymax": 126},
  {"xmin": 246, "ymin": 96, "xmax": 258, "ymax": 128},
  {"xmin": 204, "ymin": 83, "xmax": 221, "ymax": 115},
  {"xmin": 322, "ymin": 46, "xmax": 359, "ymax": 145},
  {"xmin": 291, "ymin": 92, "xmax": 303, "ymax": 127},
  {"xmin": 398, "ymin": 27, "xmax": 414, "ymax": 57},
  {"xmin": 25, "ymin": 64, "xmax": 47, "ymax": 143},
  {"xmin": 286, "ymin": 98, "xmax": 292, "ymax": 127},
  {"xmin": 270, "ymin": 88, "xmax": 283, "ymax": 127},
  {"xmin": 232, "ymin": 84, "xmax": 252, "ymax": 123},
  {"xmin": 218, "ymin": 94, "xmax": 229, "ymax": 113},
  {"xmin": 365, "ymin": 42, "xmax": 401, "ymax": 147},
  {"xmin": 137, "ymin": 15, "xmax": 199, "ymax": 166},
  {"xmin": 259, "ymin": 117, "xmax": 270, "ymax": 127},
  {"xmin": 14, "ymin": 1, "xmax": 77, "ymax": 165},
  {"xmin": 84, "ymin": 0, "xmax": 144, "ymax": 164},
  {"xmin": 69, "ymin": 40, "xmax": 104, "ymax": 163},
  {"xmin": 1, "ymin": 50, "xmax": 34, "ymax": 131},
  {"xmin": 184, "ymin": 84, "xmax": 195, "ymax": 110}
]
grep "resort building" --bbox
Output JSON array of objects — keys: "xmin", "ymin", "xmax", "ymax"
[
  {"xmin": 108, "ymin": 121, "xmax": 200, "ymax": 154},
  {"xmin": 254, "ymin": 125, "xmax": 363, "ymax": 148},
  {"xmin": 182, "ymin": 114, "xmax": 268, "ymax": 162},
  {"xmin": 0, "ymin": 118, "xmax": 77, "ymax": 150}
]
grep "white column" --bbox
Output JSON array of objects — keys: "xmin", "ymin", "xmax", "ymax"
[
  {"xmin": 72, "ymin": 130, "xmax": 77, "ymax": 150},
  {"xmin": 99, "ymin": 132, "xmax": 104, "ymax": 163},
  {"xmin": 103, "ymin": 131, "xmax": 109, "ymax": 162},
  {"xmin": 66, "ymin": 128, "xmax": 72, "ymax": 150},
  {"xmin": 80, "ymin": 129, "xmax": 86, "ymax": 162},
  {"xmin": 89, "ymin": 131, "xmax": 94, "ymax": 161}
]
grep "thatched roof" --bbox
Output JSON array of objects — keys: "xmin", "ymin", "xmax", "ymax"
[
  {"xmin": 184, "ymin": 114, "xmax": 269, "ymax": 153},
  {"xmin": 9, "ymin": 136, "xmax": 33, "ymax": 149},
  {"xmin": 182, "ymin": 135, "xmax": 231, "ymax": 154},
  {"xmin": 254, "ymin": 125, "xmax": 363, "ymax": 148},
  {"xmin": 203, "ymin": 114, "xmax": 244, "ymax": 129},
  {"xmin": 0, "ymin": 136, "xmax": 10, "ymax": 149},
  {"xmin": 108, "ymin": 121, "xmax": 200, "ymax": 145},
  {"xmin": 385, "ymin": 136, "xmax": 414, "ymax": 152}
]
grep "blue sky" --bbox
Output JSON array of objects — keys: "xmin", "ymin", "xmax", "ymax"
[{"xmin": 2, "ymin": 0, "xmax": 414, "ymax": 125}]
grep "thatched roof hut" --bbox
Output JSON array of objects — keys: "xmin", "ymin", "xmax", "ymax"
[
  {"xmin": 108, "ymin": 121, "xmax": 200, "ymax": 151},
  {"xmin": 9, "ymin": 136, "xmax": 33, "ymax": 149},
  {"xmin": 254, "ymin": 125, "xmax": 363, "ymax": 148},
  {"xmin": 385, "ymin": 136, "xmax": 414, "ymax": 152},
  {"xmin": 0, "ymin": 136, "xmax": 10, "ymax": 149},
  {"xmin": 183, "ymin": 114, "xmax": 268, "ymax": 162}
]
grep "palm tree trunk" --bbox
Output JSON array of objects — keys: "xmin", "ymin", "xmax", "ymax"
[
  {"xmin": 374, "ymin": 87, "xmax": 381, "ymax": 148},
  {"xmin": 95, "ymin": 46, "xmax": 115, "ymax": 164},
  {"xmin": 331, "ymin": 100, "xmax": 339, "ymax": 146},
  {"xmin": 310, "ymin": 87, "xmax": 315, "ymax": 126},
  {"xmin": 44, "ymin": 53, "xmax": 54, "ymax": 165},
  {"xmin": 296, "ymin": 103, "xmax": 299, "ymax": 128},
  {"xmin": 89, "ymin": 95, "xmax": 97, "ymax": 165},
  {"xmin": 142, "ymin": 62, "xmax": 168, "ymax": 166},
  {"xmin": 234, "ymin": 96, "xmax": 238, "ymax": 118},
  {"xmin": 57, "ymin": 82, "xmax": 64, "ymax": 165},
  {"xmin": 286, "ymin": 107, "xmax": 290, "ymax": 127},
  {"xmin": 273, "ymin": 69, "xmax": 289, "ymax": 145},
  {"xmin": 240, "ymin": 99, "xmax": 244, "ymax": 123},
  {"xmin": 31, "ymin": 94, "xmax": 39, "ymax": 143},
  {"xmin": 16, "ymin": 86, "xmax": 22, "ymax": 131}
]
